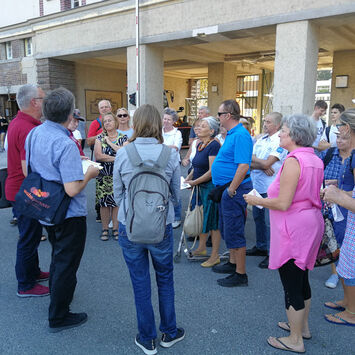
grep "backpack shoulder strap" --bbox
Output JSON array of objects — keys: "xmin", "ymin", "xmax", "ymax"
[
  {"xmin": 156, "ymin": 145, "xmax": 172, "ymax": 170},
  {"xmin": 322, "ymin": 147, "xmax": 336, "ymax": 170},
  {"xmin": 326, "ymin": 126, "xmax": 331, "ymax": 143},
  {"xmin": 96, "ymin": 118, "xmax": 102, "ymax": 129},
  {"xmin": 321, "ymin": 119, "xmax": 326, "ymax": 130},
  {"xmin": 125, "ymin": 142, "xmax": 143, "ymax": 167}
]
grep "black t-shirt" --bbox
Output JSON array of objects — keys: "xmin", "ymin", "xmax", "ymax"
[
  {"xmin": 192, "ymin": 140, "xmax": 220, "ymax": 180},
  {"xmin": 0, "ymin": 117, "xmax": 8, "ymax": 132}
]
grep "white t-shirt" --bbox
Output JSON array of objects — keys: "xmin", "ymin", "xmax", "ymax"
[
  {"xmin": 251, "ymin": 131, "xmax": 287, "ymax": 194},
  {"xmin": 320, "ymin": 125, "xmax": 338, "ymax": 147},
  {"xmin": 73, "ymin": 129, "xmax": 82, "ymax": 140},
  {"xmin": 313, "ymin": 118, "xmax": 325, "ymax": 148},
  {"xmin": 162, "ymin": 127, "xmax": 182, "ymax": 151}
]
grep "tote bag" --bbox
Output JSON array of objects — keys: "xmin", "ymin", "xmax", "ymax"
[{"xmin": 183, "ymin": 185, "xmax": 203, "ymax": 237}]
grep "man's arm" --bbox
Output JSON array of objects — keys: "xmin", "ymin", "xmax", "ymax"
[
  {"xmin": 64, "ymin": 165, "xmax": 99, "ymax": 197},
  {"xmin": 251, "ymin": 155, "xmax": 279, "ymax": 170},
  {"xmin": 228, "ymin": 163, "xmax": 250, "ymax": 195}
]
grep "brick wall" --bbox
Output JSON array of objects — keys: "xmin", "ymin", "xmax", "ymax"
[
  {"xmin": 60, "ymin": 0, "xmax": 71, "ymax": 11},
  {"xmin": 0, "ymin": 61, "xmax": 27, "ymax": 87},
  {"xmin": 39, "ymin": 0, "xmax": 44, "ymax": 16},
  {"xmin": 11, "ymin": 40, "xmax": 25, "ymax": 59},
  {"xmin": 37, "ymin": 58, "xmax": 76, "ymax": 93}
]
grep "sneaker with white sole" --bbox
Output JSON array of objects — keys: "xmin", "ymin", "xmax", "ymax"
[
  {"xmin": 325, "ymin": 274, "xmax": 339, "ymax": 289},
  {"xmin": 17, "ymin": 283, "xmax": 49, "ymax": 297},
  {"xmin": 135, "ymin": 335, "xmax": 157, "ymax": 355},
  {"xmin": 172, "ymin": 220, "xmax": 181, "ymax": 229},
  {"xmin": 160, "ymin": 328, "xmax": 185, "ymax": 348}
]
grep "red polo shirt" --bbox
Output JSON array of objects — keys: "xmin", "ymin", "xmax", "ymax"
[
  {"xmin": 5, "ymin": 111, "xmax": 41, "ymax": 201},
  {"xmin": 87, "ymin": 116, "xmax": 103, "ymax": 138}
]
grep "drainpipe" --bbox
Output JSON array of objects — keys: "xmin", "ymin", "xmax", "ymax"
[{"xmin": 135, "ymin": 0, "xmax": 140, "ymax": 107}]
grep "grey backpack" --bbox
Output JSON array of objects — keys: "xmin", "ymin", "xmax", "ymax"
[{"xmin": 124, "ymin": 142, "xmax": 172, "ymax": 244}]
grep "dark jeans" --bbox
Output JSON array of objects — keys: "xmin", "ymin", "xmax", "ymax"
[
  {"xmin": 47, "ymin": 217, "xmax": 86, "ymax": 325},
  {"xmin": 252, "ymin": 192, "xmax": 270, "ymax": 251},
  {"xmin": 14, "ymin": 204, "xmax": 43, "ymax": 291},
  {"xmin": 118, "ymin": 223, "xmax": 177, "ymax": 342}
]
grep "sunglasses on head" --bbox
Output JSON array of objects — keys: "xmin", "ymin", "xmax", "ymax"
[{"xmin": 117, "ymin": 114, "xmax": 128, "ymax": 118}]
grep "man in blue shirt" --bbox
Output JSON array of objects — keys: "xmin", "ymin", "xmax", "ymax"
[
  {"xmin": 211, "ymin": 100, "xmax": 253, "ymax": 287},
  {"xmin": 27, "ymin": 88, "xmax": 99, "ymax": 332}
]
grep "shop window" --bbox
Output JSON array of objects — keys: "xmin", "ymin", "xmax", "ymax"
[
  {"xmin": 24, "ymin": 38, "xmax": 33, "ymax": 57},
  {"xmin": 5, "ymin": 42, "xmax": 12, "ymax": 59}
]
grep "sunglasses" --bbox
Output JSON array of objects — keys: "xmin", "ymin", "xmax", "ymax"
[
  {"xmin": 217, "ymin": 112, "xmax": 230, "ymax": 117},
  {"xmin": 117, "ymin": 114, "xmax": 128, "ymax": 118},
  {"xmin": 336, "ymin": 123, "xmax": 346, "ymax": 129}
]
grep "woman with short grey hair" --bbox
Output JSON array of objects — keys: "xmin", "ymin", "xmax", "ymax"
[
  {"xmin": 244, "ymin": 114, "xmax": 324, "ymax": 353},
  {"xmin": 185, "ymin": 116, "xmax": 222, "ymax": 267}
]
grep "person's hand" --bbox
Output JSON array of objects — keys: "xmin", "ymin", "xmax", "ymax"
[
  {"xmin": 80, "ymin": 155, "xmax": 89, "ymax": 160},
  {"xmin": 325, "ymin": 179, "xmax": 338, "ymax": 186},
  {"xmin": 264, "ymin": 167, "xmax": 275, "ymax": 176},
  {"xmin": 86, "ymin": 165, "xmax": 100, "ymax": 179},
  {"xmin": 323, "ymin": 185, "xmax": 341, "ymax": 204},
  {"xmin": 243, "ymin": 194, "xmax": 260, "ymax": 206},
  {"xmin": 181, "ymin": 158, "xmax": 190, "ymax": 167},
  {"xmin": 168, "ymin": 145, "xmax": 179, "ymax": 151},
  {"xmin": 104, "ymin": 136, "xmax": 111, "ymax": 144},
  {"xmin": 184, "ymin": 179, "xmax": 196, "ymax": 186}
]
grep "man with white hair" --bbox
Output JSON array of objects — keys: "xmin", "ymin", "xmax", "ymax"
[
  {"xmin": 248, "ymin": 112, "xmax": 287, "ymax": 269},
  {"xmin": 5, "ymin": 84, "xmax": 49, "ymax": 297},
  {"xmin": 189, "ymin": 106, "xmax": 210, "ymax": 146}
]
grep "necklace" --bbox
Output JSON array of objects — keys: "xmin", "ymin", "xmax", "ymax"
[{"xmin": 198, "ymin": 139, "xmax": 213, "ymax": 152}]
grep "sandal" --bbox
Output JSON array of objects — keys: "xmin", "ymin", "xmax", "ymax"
[
  {"xmin": 100, "ymin": 229, "xmax": 109, "ymax": 241},
  {"xmin": 112, "ymin": 229, "xmax": 119, "ymax": 240}
]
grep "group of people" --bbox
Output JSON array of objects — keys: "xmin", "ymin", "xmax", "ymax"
[{"xmin": 4, "ymin": 83, "xmax": 355, "ymax": 355}]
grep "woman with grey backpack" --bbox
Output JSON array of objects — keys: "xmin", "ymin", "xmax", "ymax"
[{"xmin": 113, "ymin": 104, "xmax": 185, "ymax": 355}]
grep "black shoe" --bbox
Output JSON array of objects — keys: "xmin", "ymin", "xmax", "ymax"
[
  {"xmin": 217, "ymin": 272, "xmax": 248, "ymax": 287},
  {"xmin": 49, "ymin": 312, "xmax": 88, "ymax": 333},
  {"xmin": 160, "ymin": 327, "xmax": 185, "ymax": 348},
  {"xmin": 206, "ymin": 236, "xmax": 212, "ymax": 248},
  {"xmin": 212, "ymin": 261, "xmax": 236, "ymax": 274},
  {"xmin": 135, "ymin": 334, "xmax": 157, "ymax": 355},
  {"xmin": 95, "ymin": 214, "xmax": 101, "ymax": 223},
  {"xmin": 10, "ymin": 217, "xmax": 18, "ymax": 226},
  {"xmin": 258, "ymin": 256, "xmax": 269, "ymax": 269},
  {"xmin": 246, "ymin": 246, "xmax": 268, "ymax": 256}
]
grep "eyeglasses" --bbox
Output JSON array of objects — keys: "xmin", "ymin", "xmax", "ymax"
[
  {"xmin": 336, "ymin": 123, "xmax": 346, "ymax": 129},
  {"xmin": 217, "ymin": 112, "xmax": 230, "ymax": 117},
  {"xmin": 33, "ymin": 97, "xmax": 44, "ymax": 100},
  {"xmin": 117, "ymin": 114, "xmax": 128, "ymax": 118}
]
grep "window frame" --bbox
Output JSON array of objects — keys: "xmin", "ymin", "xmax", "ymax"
[
  {"xmin": 5, "ymin": 42, "xmax": 13, "ymax": 60},
  {"xmin": 24, "ymin": 38, "xmax": 33, "ymax": 57}
]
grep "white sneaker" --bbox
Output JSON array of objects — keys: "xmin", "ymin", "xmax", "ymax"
[
  {"xmin": 325, "ymin": 274, "xmax": 339, "ymax": 289},
  {"xmin": 108, "ymin": 220, "xmax": 113, "ymax": 228},
  {"xmin": 172, "ymin": 220, "xmax": 181, "ymax": 229}
]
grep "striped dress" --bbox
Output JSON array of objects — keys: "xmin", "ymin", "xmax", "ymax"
[{"xmin": 336, "ymin": 188, "xmax": 355, "ymax": 280}]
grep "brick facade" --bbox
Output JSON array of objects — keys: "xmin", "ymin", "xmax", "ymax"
[
  {"xmin": 39, "ymin": 0, "xmax": 44, "ymax": 16},
  {"xmin": 60, "ymin": 0, "xmax": 71, "ymax": 11},
  {"xmin": 37, "ymin": 58, "xmax": 76, "ymax": 93},
  {"xmin": 0, "ymin": 61, "xmax": 27, "ymax": 87}
]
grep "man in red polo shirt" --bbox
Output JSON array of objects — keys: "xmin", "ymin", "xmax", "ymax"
[
  {"xmin": 86, "ymin": 99, "xmax": 111, "ymax": 222},
  {"xmin": 6, "ymin": 84, "xmax": 49, "ymax": 297}
]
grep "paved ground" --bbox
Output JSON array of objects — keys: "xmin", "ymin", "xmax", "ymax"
[{"xmin": 0, "ymin": 149, "xmax": 353, "ymax": 355}]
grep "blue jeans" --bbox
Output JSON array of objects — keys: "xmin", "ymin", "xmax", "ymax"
[
  {"xmin": 174, "ymin": 199, "xmax": 182, "ymax": 221},
  {"xmin": 14, "ymin": 205, "xmax": 43, "ymax": 291},
  {"xmin": 252, "ymin": 193, "xmax": 270, "ymax": 251},
  {"xmin": 118, "ymin": 223, "xmax": 177, "ymax": 342}
]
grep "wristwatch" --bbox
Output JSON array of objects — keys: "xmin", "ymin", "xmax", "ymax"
[{"xmin": 227, "ymin": 187, "xmax": 236, "ymax": 198}]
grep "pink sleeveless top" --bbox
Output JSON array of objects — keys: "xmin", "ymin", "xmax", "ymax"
[{"xmin": 267, "ymin": 147, "xmax": 324, "ymax": 270}]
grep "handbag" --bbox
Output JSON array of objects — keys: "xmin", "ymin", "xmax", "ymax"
[
  {"xmin": 183, "ymin": 185, "xmax": 203, "ymax": 237},
  {"xmin": 0, "ymin": 168, "xmax": 11, "ymax": 209},
  {"xmin": 14, "ymin": 131, "xmax": 71, "ymax": 225},
  {"xmin": 314, "ymin": 207, "xmax": 340, "ymax": 267}
]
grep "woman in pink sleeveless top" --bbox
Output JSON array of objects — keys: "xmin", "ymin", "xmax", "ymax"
[{"xmin": 244, "ymin": 114, "xmax": 324, "ymax": 354}]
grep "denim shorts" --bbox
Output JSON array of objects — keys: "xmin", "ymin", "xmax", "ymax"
[
  {"xmin": 343, "ymin": 277, "xmax": 355, "ymax": 286},
  {"xmin": 218, "ymin": 181, "xmax": 252, "ymax": 249}
]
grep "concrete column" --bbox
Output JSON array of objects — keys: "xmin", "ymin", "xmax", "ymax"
[
  {"xmin": 127, "ymin": 45, "xmax": 164, "ymax": 113},
  {"xmin": 273, "ymin": 21, "xmax": 318, "ymax": 116},
  {"xmin": 207, "ymin": 63, "xmax": 236, "ymax": 116},
  {"xmin": 330, "ymin": 50, "xmax": 355, "ymax": 109}
]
